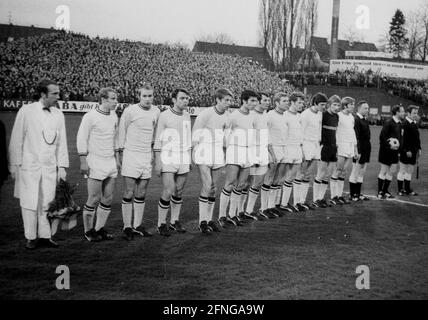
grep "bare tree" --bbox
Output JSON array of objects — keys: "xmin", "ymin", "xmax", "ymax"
[
  {"xmin": 301, "ymin": 0, "xmax": 318, "ymax": 69},
  {"xmin": 272, "ymin": 1, "xmax": 283, "ymax": 66},
  {"xmin": 418, "ymin": 1, "xmax": 428, "ymax": 61},
  {"xmin": 258, "ymin": 0, "xmax": 313, "ymax": 70},
  {"xmin": 268, "ymin": 0, "xmax": 280, "ymax": 64},
  {"xmin": 342, "ymin": 26, "xmax": 365, "ymax": 44},
  {"xmin": 258, "ymin": 0, "xmax": 274, "ymax": 49},
  {"xmin": 196, "ymin": 33, "xmax": 235, "ymax": 45},
  {"xmin": 278, "ymin": 0, "xmax": 291, "ymax": 70},
  {"xmin": 378, "ymin": 30, "xmax": 391, "ymax": 52},
  {"xmin": 406, "ymin": 10, "xmax": 422, "ymax": 60},
  {"xmin": 288, "ymin": 0, "xmax": 302, "ymax": 70}
]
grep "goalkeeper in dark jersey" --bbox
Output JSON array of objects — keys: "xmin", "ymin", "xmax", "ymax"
[{"xmin": 377, "ymin": 105, "xmax": 406, "ymax": 199}]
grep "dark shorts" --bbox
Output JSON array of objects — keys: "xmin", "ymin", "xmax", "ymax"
[
  {"xmin": 400, "ymin": 151, "xmax": 418, "ymax": 165},
  {"xmin": 321, "ymin": 145, "xmax": 337, "ymax": 163},
  {"xmin": 378, "ymin": 147, "xmax": 399, "ymax": 166},
  {"xmin": 353, "ymin": 142, "xmax": 371, "ymax": 165}
]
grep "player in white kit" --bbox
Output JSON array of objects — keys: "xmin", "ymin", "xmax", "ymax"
[
  {"xmin": 242, "ymin": 92, "xmax": 272, "ymax": 221},
  {"xmin": 77, "ymin": 88, "xmax": 120, "ymax": 242},
  {"xmin": 330, "ymin": 97, "xmax": 357, "ymax": 205},
  {"xmin": 218, "ymin": 90, "xmax": 258, "ymax": 227},
  {"xmin": 279, "ymin": 92, "xmax": 306, "ymax": 213},
  {"xmin": 261, "ymin": 92, "xmax": 291, "ymax": 218},
  {"xmin": 192, "ymin": 89, "xmax": 232, "ymax": 234},
  {"xmin": 154, "ymin": 89, "xmax": 192, "ymax": 237},
  {"xmin": 298, "ymin": 93, "xmax": 328, "ymax": 209},
  {"xmin": 118, "ymin": 84, "xmax": 160, "ymax": 241}
]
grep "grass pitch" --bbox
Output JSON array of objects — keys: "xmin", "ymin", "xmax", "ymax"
[{"xmin": 0, "ymin": 112, "xmax": 427, "ymax": 300}]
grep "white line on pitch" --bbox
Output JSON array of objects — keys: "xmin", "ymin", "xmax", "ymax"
[{"xmin": 366, "ymin": 195, "xmax": 428, "ymax": 208}]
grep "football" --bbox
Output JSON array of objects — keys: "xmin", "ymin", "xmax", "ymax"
[{"xmin": 388, "ymin": 137, "xmax": 400, "ymax": 150}]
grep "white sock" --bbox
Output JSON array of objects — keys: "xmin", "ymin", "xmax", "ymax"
[
  {"xmin": 219, "ymin": 189, "xmax": 231, "ymax": 218},
  {"xmin": 293, "ymin": 180, "xmax": 302, "ymax": 206},
  {"xmin": 208, "ymin": 197, "xmax": 216, "ymax": 221},
  {"xmin": 281, "ymin": 182, "xmax": 292, "ymax": 207},
  {"xmin": 337, "ymin": 178, "xmax": 345, "ymax": 197},
  {"xmin": 199, "ymin": 196, "xmax": 209, "ymax": 223},
  {"xmin": 246, "ymin": 188, "xmax": 260, "ymax": 214},
  {"xmin": 260, "ymin": 184, "xmax": 270, "ymax": 211},
  {"xmin": 275, "ymin": 187, "xmax": 282, "ymax": 206},
  {"xmin": 170, "ymin": 196, "xmax": 183, "ymax": 223},
  {"xmin": 268, "ymin": 185, "xmax": 278, "ymax": 209},
  {"xmin": 83, "ymin": 205, "xmax": 96, "ymax": 233},
  {"xmin": 313, "ymin": 180, "xmax": 321, "ymax": 201},
  {"xmin": 121, "ymin": 198, "xmax": 133, "ymax": 229},
  {"xmin": 95, "ymin": 203, "xmax": 111, "ymax": 231},
  {"xmin": 158, "ymin": 198, "xmax": 170, "ymax": 227},
  {"xmin": 301, "ymin": 180, "xmax": 310, "ymax": 204},
  {"xmin": 238, "ymin": 190, "xmax": 248, "ymax": 213},
  {"xmin": 133, "ymin": 197, "xmax": 146, "ymax": 229},
  {"xmin": 330, "ymin": 178, "xmax": 338, "ymax": 198},
  {"xmin": 320, "ymin": 181, "xmax": 329, "ymax": 200},
  {"xmin": 228, "ymin": 189, "xmax": 241, "ymax": 218}
]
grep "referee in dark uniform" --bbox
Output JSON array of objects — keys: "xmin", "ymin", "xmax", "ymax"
[
  {"xmin": 349, "ymin": 101, "xmax": 371, "ymax": 201},
  {"xmin": 377, "ymin": 105, "xmax": 406, "ymax": 199},
  {"xmin": 397, "ymin": 106, "xmax": 421, "ymax": 196}
]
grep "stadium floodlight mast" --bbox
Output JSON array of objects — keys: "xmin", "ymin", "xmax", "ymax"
[{"xmin": 330, "ymin": 0, "xmax": 341, "ymax": 60}]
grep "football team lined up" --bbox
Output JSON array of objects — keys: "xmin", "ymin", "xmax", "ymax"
[{"xmin": 8, "ymin": 80, "xmax": 422, "ymax": 248}]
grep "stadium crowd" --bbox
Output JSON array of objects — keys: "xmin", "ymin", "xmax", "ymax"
[
  {"xmin": 280, "ymin": 70, "xmax": 428, "ymax": 109},
  {"xmin": 0, "ymin": 31, "xmax": 289, "ymax": 107}
]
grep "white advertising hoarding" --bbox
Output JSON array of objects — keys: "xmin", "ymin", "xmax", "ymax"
[
  {"xmin": 0, "ymin": 100, "xmax": 206, "ymax": 116},
  {"xmin": 345, "ymin": 51, "xmax": 394, "ymax": 59},
  {"xmin": 330, "ymin": 59, "xmax": 428, "ymax": 80}
]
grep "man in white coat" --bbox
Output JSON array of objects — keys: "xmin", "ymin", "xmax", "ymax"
[{"xmin": 8, "ymin": 79, "xmax": 69, "ymax": 249}]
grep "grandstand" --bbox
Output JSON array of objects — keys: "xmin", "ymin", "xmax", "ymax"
[
  {"xmin": 0, "ymin": 29, "xmax": 289, "ymax": 107},
  {"xmin": 192, "ymin": 41, "xmax": 275, "ymax": 71},
  {"xmin": 0, "ymin": 23, "xmax": 57, "ymax": 42}
]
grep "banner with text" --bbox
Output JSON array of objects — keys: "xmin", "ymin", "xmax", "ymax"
[
  {"xmin": 0, "ymin": 100, "xmax": 206, "ymax": 116},
  {"xmin": 345, "ymin": 51, "xmax": 394, "ymax": 59},
  {"xmin": 330, "ymin": 59, "xmax": 428, "ymax": 80}
]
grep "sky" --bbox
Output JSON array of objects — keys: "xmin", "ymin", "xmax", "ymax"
[{"xmin": 0, "ymin": 0, "xmax": 422, "ymax": 48}]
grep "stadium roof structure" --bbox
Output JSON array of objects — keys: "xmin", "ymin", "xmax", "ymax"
[
  {"xmin": 310, "ymin": 36, "xmax": 378, "ymax": 63},
  {"xmin": 0, "ymin": 23, "xmax": 58, "ymax": 42},
  {"xmin": 192, "ymin": 41, "xmax": 275, "ymax": 71}
]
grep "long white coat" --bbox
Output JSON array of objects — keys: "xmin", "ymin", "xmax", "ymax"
[{"xmin": 8, "ymin": 101, "xmax": 69, "ymax": 211}]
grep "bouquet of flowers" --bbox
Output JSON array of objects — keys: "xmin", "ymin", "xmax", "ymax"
[{"xmin": 47, "ymin": 179, "xmax": 81, "ymax": 235}]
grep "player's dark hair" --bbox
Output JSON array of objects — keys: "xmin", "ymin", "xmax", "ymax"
[
  {"xmin": 356, "ymin": 100, "xmax": 368, "ymax": 109},
  {"xmin": 215, "ymin": 88, "xmax": 233, "ymax": 101},
  {"xmin": 311, "ymin": 93, "xmax": 328, "ymax": 106},
  {"xmin": 259, "ymin": 92, "xmax": 270, "ymax": 100},
  {"xmin": 240, "ymin": 90, "xmax": 259, "ymax": 105},
  {"xmin": 99, "ymin": 87, "xmax": 117, "ymax": 102},
  {"xmin": 36, "ymin": 79, "xmax": 58, "ymax": 99},
  {"xmin": 273, "ymin": 92, "xmax": 288, "ymax": 104},
  {"xmin": 172, "ymin": 88, "xmax": 190, "ymax": 100},
  {"xmin": 391, "ymin": 105, "xmax": 403, "ymax": 116},
  {"xmin": 289, "ymin": 91, "xmax": 305, "ymax": 103},
  {"xmin": 407, "ymin": 105, "xmax": 419, "ymax": 114}
]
